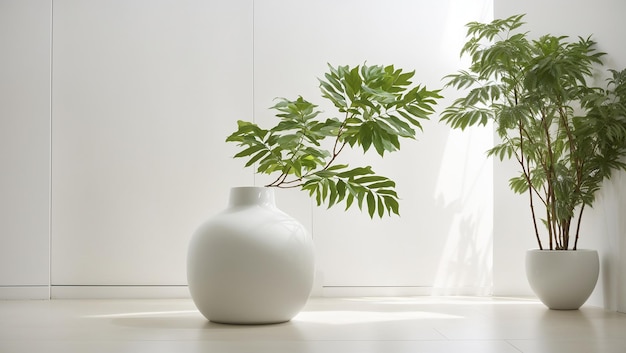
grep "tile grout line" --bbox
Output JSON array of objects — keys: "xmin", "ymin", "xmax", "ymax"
[
  {"xmin": 432, "ymin": 328, "xmax": 450, "ymax": 340},
  {"xmin": 504, "ymin": 339, "xmax": 525, "ymax": 353}
]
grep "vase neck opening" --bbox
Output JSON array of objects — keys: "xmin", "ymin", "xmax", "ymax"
[{"xmin": 228, "ymin": 187, "xmax": 276, "ymax": 208}]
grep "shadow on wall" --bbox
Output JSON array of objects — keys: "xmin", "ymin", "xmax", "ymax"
[
  {"xmin": 581, "ymin": 171, "xmax": 626, "ymax": 310},
  {"xmin": 431, "ymin": 125, "xmax": 494, "ymax": 296}
]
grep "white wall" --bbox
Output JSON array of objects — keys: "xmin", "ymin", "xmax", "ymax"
[
  {"xmin": 494, "ymin": 0, "xmax": 626, "ymax": 311},
  {"xmin": 253, "ymin": 0, "xmax": 494, "ymax": 296},
  {"xmin": 50, "ymin": 0, "xmax": 253, "ymax": 295},
  {"xmin": 0, "ymin": 0, "xmax": 51, "ymax": 299},
  {"xmin": 3, "ymin": 0, "xmax": 624, "ymax": 309},
  {"xmin": 1, "ymin": 0, "xmax": 495, "ymax": 299}
]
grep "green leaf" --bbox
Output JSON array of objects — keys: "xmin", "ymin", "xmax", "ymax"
[
  {"xmin": 345, "ymin": 191, "xmax": 355, "ymax": 210},
  {"xmin": 234, "ymin": 144, "xmax": 265, "ymax": 158},
  {"xmin": 327, "ymin": 180, "xmax": 338, "ymax": 208},
  {"xmin": 337, "ymin": 166, "xmax": 374, "ymax": 178},
  {"xmin": 244, "ymin": 150, "xmax": 269, "ymax": 168},
  {"xmin": 353, "ymin": 175, "xmax": 386, "ymax": 184},
  {"xmin": 226, "ymin": 63, "xmax": 442, "ymax": 217},
  {"xmin": 366, "ymin": 192, "xmax": 376, "ymax": 218},
  {"xmin": 384, "ymin": 195, "xmax": 400, "ymax": 215}
]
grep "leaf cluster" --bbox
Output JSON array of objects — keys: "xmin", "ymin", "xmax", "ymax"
[
  {"xmin": 227, "ymin": 64, "xmax": 442, "ymax": 218},
  {"xmin": 441, "ymin": 14, "xmax": 626, "ymax": 249}
]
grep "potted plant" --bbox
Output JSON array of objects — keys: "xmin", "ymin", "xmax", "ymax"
[
  {"xmin": 440, "ymin": 14, "xmax": 626, "ymax": 309},
  {"xmin": 188, "ymin": 63, "xmax": 441, "ymax": 323}
]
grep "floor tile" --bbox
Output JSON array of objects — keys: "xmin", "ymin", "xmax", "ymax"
[
  {"xmin": 508, "ymin": 338, "xmax": 626, "ymax": 353},
  {"xmin": 1, "ymin": 296, "xmax": 625, "ymax": 353}
]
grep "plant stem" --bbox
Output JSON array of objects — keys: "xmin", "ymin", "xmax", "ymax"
[
  {"xmin": 573, "ymin": 203, "xmax": 585, "ymax": 250},
  {"xmin": 322, "ymin": 112, "xmax": 350, "ymax": 171},
  {"xmin": 516, "ymin": 119, "xmax": 543, "ymax": 250},
  {"xmin": 540, "ymin": 107, "xmax": 559, "ymax": 250}
]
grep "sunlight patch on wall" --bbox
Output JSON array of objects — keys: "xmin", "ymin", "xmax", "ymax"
[
  {"xmin": 432, "ymin": 126, "xmax": 494, "ymax": 296},
  {"xmin": 429, "ymin": 0, "xmax": 494, "ymax": 296}
]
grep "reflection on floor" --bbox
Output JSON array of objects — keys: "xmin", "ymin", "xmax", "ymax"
[{"xmin": 1, "ymin": 296, "xmax": 626, "ymax": 353}]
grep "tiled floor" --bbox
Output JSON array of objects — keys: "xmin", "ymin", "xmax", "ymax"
[{"xmin": 1, "ymin": 296, "xmax": 625, "ymax": 352}]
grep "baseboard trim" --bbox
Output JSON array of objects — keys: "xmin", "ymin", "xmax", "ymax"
[
  {"xmin": 0, "ymin": 286, "xmax": 50, "ymax": 299},
  {"xmin": 321, "ymin": 286, "xmax": 433, "ymax": 297},
  {"xmin": 51, "ymin": 285, "xmax": 191, "ymax": 299},
  {"xmin": 2, "ymin": 285, "xmax": 494, "ymax": 300}
]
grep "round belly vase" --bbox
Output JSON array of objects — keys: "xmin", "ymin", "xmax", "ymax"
[
  {"xmin": 525, "ymin": 249, "xmax": 599, "ymax": 310},
  {"xmin": 187, "ymin": 186, "xmax": 315, "ymax": 324}
]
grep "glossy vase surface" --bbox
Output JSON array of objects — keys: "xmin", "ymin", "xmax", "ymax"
[{"xmin": 187, "ymin": 186, "xmax": 314, "ymax": 324}]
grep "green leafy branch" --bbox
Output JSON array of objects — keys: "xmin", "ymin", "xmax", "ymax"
[
  {"xmin": 440, "ymin": 14, "xmax": 626, "ymax": 249},
  {"xmin": 226, "ymin": 63, "xmax": 442, "ymax": 218}
]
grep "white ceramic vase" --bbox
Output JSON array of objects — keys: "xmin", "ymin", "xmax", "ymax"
[
  {"xmin": 525, "ymin": 249, "xmax": 599, "ymax": 310},
  {"xmin": 187, "ymin": 186, "xmax": 315, "ymax": 324}
]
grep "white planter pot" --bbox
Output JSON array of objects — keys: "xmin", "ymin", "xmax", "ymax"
[
  {"xmin": 525, "ymin": 249, "xmax": 599, "ymax": 310},
  {"xmin": 187, "ymin": 186, "xmax": 315, "ymax": 324}
]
